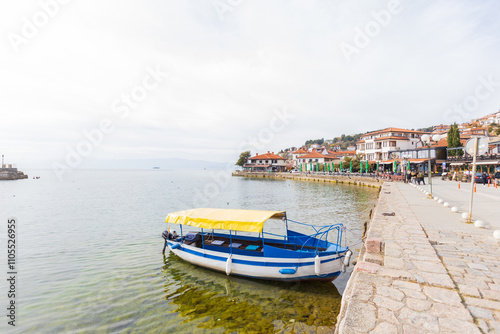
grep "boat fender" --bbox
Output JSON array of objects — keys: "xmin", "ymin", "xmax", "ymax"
[
  {"xmin": 170, "ymin": 243, "xmax": 181, "ymax": 250},
  {"xmin": 280, "ymin": 268, "xmax": 296, "ymax": 275},
  {"xmin": 314, "ymin": 255, "xmax": 321, "ymax": 275},
  {"xmin": 226, "ymin": 255, "xmax": 232, "ymax": 275},
  {"xmin": 344, "ymin": 250, "xmax": 353, "ymax": 267}
]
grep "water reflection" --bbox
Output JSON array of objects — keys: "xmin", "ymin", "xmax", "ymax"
[{"xmin": 162, "ymin": 254, "xmax": 342, "ymax": 333}]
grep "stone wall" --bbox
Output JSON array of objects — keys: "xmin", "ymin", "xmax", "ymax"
[
  {"xmin": 232, "ymin": 171, "xmax": 383, "ymax": 188},
  {"xmin": 0, "ymin": 168, "xmax": 28, "ymax": 180}
]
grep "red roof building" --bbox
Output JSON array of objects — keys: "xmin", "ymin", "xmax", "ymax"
[{"xmin": 244, "ymin": 151, "xmax": 287, "ymax": 172}]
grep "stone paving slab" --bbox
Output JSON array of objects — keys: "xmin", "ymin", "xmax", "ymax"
[{"xmin": 335, "ymin": 182, "xmax": 500, "ymax": 334}]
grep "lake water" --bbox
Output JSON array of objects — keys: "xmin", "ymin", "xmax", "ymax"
[{"xmin": 0, "ymin": 169, "xmax": 378, "ymax": 333}]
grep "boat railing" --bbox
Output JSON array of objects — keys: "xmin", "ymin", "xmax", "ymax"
[{"xmin": 263, "ymin": 220, "xmax": 344, "ymax": 254}]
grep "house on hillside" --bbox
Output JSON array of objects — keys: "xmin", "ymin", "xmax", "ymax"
[
  {"xmin": 243, "ymin": 151, "xmax": 287, "ymax": 172},
  {"xmin": 291, "ymin": 147, "xmax": 309, "ymax": 167},
  {"xmin": 461, "ymin": 127, "xmax": 488, "ymax": 139},
  {"xmin": 309, "ymin": 143, "xmax": 322, "ymax": 151},
  {"xmin": 331, "ymin": 150, "xmax": 356, "ymax": 160},
  {"xmin": 432, "ymin": 124, "xmax": 450, "ymax": 134},
  {"xmin": 473, "ymin": 111, "xmax": 500, "ymax": 126}
]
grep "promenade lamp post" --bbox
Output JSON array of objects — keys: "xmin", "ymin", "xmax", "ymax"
[{"xmin": 420, "ymin": 134, "xmax": 443, "ymax": 197}]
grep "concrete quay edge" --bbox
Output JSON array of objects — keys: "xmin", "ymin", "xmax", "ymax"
[{"xmin": 232, "ymin": 171, "xmax": 383, "ymax": 188}]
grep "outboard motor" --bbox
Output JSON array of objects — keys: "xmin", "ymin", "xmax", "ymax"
[{"xmin": 162, "ymin": 230, "xmax": 169, "ymax": 254}]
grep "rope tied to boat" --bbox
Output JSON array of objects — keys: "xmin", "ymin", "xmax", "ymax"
[{"xmin": 343, "ymin": 226, "xmax": 366, "ymax": 248}]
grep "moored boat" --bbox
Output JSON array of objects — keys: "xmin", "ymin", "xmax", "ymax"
[{"xmin": 162, "ymin": 208, "xmax": 352, "ymax": 282}]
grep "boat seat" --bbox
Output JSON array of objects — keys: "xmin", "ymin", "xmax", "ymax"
[
  {"xmin": 229, "ymin": 243, "xmax": 242, "ymax": 248},
  {"xmin": 245, "ymin": 245, "xmax": 260, "ymax": 251},
  {"xmin": 211, "ymin": 240, "xmax": 225, "ymax": 246}
]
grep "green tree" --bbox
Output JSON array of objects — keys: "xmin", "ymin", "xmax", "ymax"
[
  {"xmin": 447, "ymin": 123, "xmax": 463, "ymax": 156},
  {"xmin": 235, "ymin": 151, "xmax": 251, "ymax": 167},
  {"xmin": 343, "ymin": 154, "xmax": 364, "ymax": 172}
]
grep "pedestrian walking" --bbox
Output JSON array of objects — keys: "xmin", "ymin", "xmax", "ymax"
[
  {"xmin": 411, "ymin": 170, "xmax": 417, "ymax": 184},
  {"xmin": 418, "ymin": 171, "xmax": 425, "ymax": 185}
]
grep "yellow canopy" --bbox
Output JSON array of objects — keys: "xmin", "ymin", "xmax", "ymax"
[{"xmin": 165, "ymin": 208, "xmax": 286, "ymax": 233}]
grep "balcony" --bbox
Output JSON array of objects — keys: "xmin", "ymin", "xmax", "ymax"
[{"xmin": 447, "ymin": 153, "xmax": 500, "ymax": 163}]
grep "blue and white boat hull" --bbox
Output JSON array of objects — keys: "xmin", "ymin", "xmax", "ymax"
[{"xmin": 167, "ymin": 241, "xmax": 345, "ymax": 281}]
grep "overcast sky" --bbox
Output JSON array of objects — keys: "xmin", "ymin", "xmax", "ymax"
[{"xmin": 1, "ymin": 0, "xmax": 499, "ymax": 168}]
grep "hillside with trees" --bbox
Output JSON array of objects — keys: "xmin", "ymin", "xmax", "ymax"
[{"xmin": 302, "ymin": 133, "xmax": 363, "ymax": 150}]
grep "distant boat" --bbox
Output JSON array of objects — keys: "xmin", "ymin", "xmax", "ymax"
[
  {"xmin": 153, "ymin": 167, "xmax": 160, "ymax": 169},
  {"xmin": 162, "ymin": 208, "xmax": 352, "ymax": 282}
]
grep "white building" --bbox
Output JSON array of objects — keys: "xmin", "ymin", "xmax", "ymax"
[
  {"xmin": 296, "ymin": 152, "xmax": 337, "ymax": 171},
  {"xmin": 243, "ymin": 151, "xmax": 287, "ymax": 172},
  {"xmin": 291, "ymin": 147, "xmax": 309, "ymax": 167},
  {"xmin": 356, "ymin": 127, "xmax": 428, "ymax": 162},
  {"xmin": 474, "ymin": 111, "xmax": 500, "ymax": 126}
]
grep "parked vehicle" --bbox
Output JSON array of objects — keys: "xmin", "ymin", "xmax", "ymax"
[{"xmin": 474, "ymin": 173, "xmax": 491, "ymax": 183}]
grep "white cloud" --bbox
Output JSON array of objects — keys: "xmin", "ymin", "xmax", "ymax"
[{"xmin": 1, "ymin": 0, "xmax": 499, "ymax": 167}]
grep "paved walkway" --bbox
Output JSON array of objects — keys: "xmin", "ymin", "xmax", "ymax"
[
  {"xmin": 418, "ymin": 178, "xmax": 500, "ymax": 230},
  {"xmin": 336, "ymin": 182, "xmax": 500, "ymax": 334}
]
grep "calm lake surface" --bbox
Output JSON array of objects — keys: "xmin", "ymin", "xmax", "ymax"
[{"xmin": 0, "ymin": 169, "xmax": 378, "ymax": 333}]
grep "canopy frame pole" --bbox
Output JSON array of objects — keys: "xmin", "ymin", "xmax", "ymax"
[
  {"xmin": 229, "ymin": 230, "xmax": 233, "ymax": 254},
  {"xmin": 201, "ymin": 228, "xmax": 205, "ymax": 249},
  {"xmin": 284, "ymin": 213, "xmax": 289, "ymax": 247},
  {"xmin": 261, "ymin": 226, "xmax": 265, "ymax": 249}
]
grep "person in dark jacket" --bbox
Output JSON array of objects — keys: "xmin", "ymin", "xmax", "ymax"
[
  {"xmin": 418, "ymin": 171, "xmax": 425, "ymax": 185},
  {"xmin": 482, "ymin": 172, "xmax": 488, "ymax": 185}
]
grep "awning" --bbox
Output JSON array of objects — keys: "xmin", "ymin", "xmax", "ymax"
[
  {"xmin": 243, "ymin": 164, "xmax": 271, "ymax": 168},
  {"xmin": 450, "ymin": 163, "xmax": 464, "ymax": 166},
  {"xmin": 407, "ymin": 159, "xmax": 431, "ymax": 163},
  {"xmin": 165, "ymin": 208, "xmax": 286, "ymax": 233}
]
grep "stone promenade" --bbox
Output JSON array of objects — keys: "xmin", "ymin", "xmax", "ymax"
[{"xmin": 335, "ymin": 181, "xmax": 500, "ymax": 333}]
